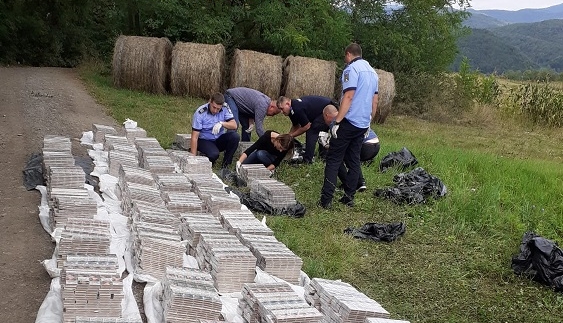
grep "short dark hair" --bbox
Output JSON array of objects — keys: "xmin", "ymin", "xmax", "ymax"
[
  {"xmin": 210, "ymin": 92, "xmax": 225, "ymax": 105},
  {"xmin": 345, "ymin": 43, "xmax": 362, "ymax": 57}
]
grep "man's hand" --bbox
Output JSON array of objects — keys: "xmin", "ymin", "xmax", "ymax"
[
  {"xmin": 245, "ymin": 123, "xmax": 254, "ymax": 133},
  {"xmin": 212, "ymin": 122, "xmax": 223, "ymax": 135},
  {"xmin": 236, "ymin": 161, "xmax": 242, "ymax": 175},
  {"xmin": 331, "ymin": 121, "xmax": 340, "ymax": 139}
]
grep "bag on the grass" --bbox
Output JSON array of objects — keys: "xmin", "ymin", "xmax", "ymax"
[
  {"xmin": 379, "ymin": 147, "xmax": 418, "ymax": 172},
  {"xmin": 511, "ymin": 231, "xmax": 563, "ymax": 292},
  {"xmin": 344, "ymin": 222, "xmax": 406, "ymax": 242},
  {"xmin": 374, "ymin": 167, "xmax": 447, "ymax": 204}
]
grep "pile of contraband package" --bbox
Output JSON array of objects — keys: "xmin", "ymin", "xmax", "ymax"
[{"xmin": 34, "ymin": 122, "xmax": 411, "ymax": 323}]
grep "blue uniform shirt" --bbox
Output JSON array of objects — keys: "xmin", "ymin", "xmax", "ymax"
[
  {"xmin": 192, "ymin": 103, "xmax": 234, "ymax": 141},
  {"xmin": 341, "ymin": 57, "xmax": 378, "ymax": 129},
  {"xmin": 364, "ymin": 129, "xmax": 378, "ymax": 142}
]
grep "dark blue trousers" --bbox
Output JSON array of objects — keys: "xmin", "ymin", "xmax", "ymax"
[
  {"xmin": 197, "ymin": 131, "xmax": 240, "ymax": 167},
  {"xmin": 320, "ymin": 119, "xmax": 366, "ymax": 204},
  {"xmin": 303, "ymin": 115, "xmax": 329, "ymax": 163},
  {"xmin": 243, "ymin": 150, "xmax": 276, "ymax": 167}
]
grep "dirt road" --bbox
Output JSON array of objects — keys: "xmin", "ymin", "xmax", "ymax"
[{"xmin": 0, "ymin": 67, "xmax": 119, "ymax": 322}]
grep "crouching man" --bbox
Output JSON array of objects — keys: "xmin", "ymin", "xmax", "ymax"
[{"xmin": 190, "ymin": 93, "xmax": 240, "ymax": 169}]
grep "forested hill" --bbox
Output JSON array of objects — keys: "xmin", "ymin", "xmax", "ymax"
[{"xmin": 453, "ymin": 19, "xmax": 563, "ymax": 73}]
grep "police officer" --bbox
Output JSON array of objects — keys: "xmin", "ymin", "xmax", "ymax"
[
  {"xmin": 190, "ymin": 93, "xmax": 240, "ymax": 169},
  {"xmin": 321, "ymin": 104, "xmax": 380, "ymax": 192},
  {"xmin": 318, "ymin": 43, "xmax": 379, "ymax": 208},
  {"xmin": 277, "ymin": 95, "xmax": 336, "ymax": 164},
  {"xmin": 223, "ymin": 87, "xmax": 280, "ymax": 142}
]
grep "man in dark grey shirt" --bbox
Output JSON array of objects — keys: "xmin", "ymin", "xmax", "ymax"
[{"xmin": 224, "ymin": 87, "xmax": 280, "ymax": 141}]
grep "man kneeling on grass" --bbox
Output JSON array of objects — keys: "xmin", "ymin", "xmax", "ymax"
[{"xmin": 190, "ymin": 92, "xmax": 240, "ymax": 170}]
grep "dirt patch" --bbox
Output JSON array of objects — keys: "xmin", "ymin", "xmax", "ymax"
[{"xmin": 0, "ymin": 67, "xmax": 120, "ymax": 322}]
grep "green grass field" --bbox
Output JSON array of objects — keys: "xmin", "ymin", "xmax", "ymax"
[{"xmin": 80, "ymin": 65, "xmax": 563, "ymax": 323}]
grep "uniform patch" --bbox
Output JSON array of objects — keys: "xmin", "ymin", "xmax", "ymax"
[
  {"xmin": 343, "ymin": 71, "xmax": 350, "ymax": 82},
  {"xmin": 199, "ymin": 107, "xmax": 208, "ymax": 114}
]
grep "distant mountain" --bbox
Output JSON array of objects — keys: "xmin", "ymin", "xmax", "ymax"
[
  {"xmin": 453, "ymin": 19, "xmax": 563, "ymax": 73},
  {"xmin": 452, "ymin": 29, "xmax": 538, "ymax": 73},
  {"xmin": 463, "ymin": 12, "xmax": 509, "ymax": 29},
  {"xmin": 463, "ymin": 3, "xmax": 563, "ymax": 28}
]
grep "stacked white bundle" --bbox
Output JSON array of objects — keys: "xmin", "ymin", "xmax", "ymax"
[
  {"xmin": 132, "ymin": 222, "xmax": 184, "ymax": 280},
  {"xmin": 119, "ymin": 181, "xmax": 165, "ymax": 216},
  {"xmin": 134, "ymin": 137, "xmax": 162, "ymax": 151},
  {"xmin": 137, "ymin": 146, "xmax": 168, "ymax": 167},
  {"xmin": 104, "ymin": 135, "xmax": 138, "ymax": 155},
  {"xmin": 304, "ymin": 279, "xmax": 390, "ymax": 323},
  {"xmin": 221, "ymin": 215, "xmax": 273, "ymax": 236},
  {"xmin": 174, "ymin": 133, "xmax": 192, "ymax": 151},
  {"xmin": 61, "ymin": 269, "xmax": 123, "ymax": 323},
  {"xmin": 161, "ymin": 191, "xmax": 204, "ymax": 215},
  {"xmin": 58, "ymin": 223, "xmax": 112, "ymax": 264},
  {"xmin": 143, "ymin": 155, "xmax": 176, "ymax": 174},
  {"xmin": 118, "ymin": 164, "xmax": 157, "ymax": 188},
  {"xmin": 43, "ymin": 135, "xmax": 72, "ymax": 153},
  {"xmin": 131, "ymin": 200, "xmax": 179, "ymax": 229},
  {"xmin": 75, "ymin": 318, "xmax": 143, "ymax": 323},
  {"xmin": 48, "ymin": 188, "xmax": 97, "ymax": 229},
  {"xmin": 239, "ymin": 282, "xmax": 323, "ymax": 323},
  {"xmin": 204, "ymin": 194, "xmax": 242, "ymax": 216},
  {"xmin": 195, "ymin": 233, "xmax": 257, "ymax": 293},
  {"xmin": 162, "ymin": 267, "xmax": 222, "ymax": 323},
  {"xmin": 167, "ymin": 149, "xmax": 192, "ymax": 166},
  {"xmin": 238, "ymin": 233, "xmax": 302, "ymax": 285},
  {"xmin": 250, "ymin": 179, "xmax": 296, "ymax": 209},
  {"xmin": 154, "ymin": 173, "xmax": 192, "ymax": 192},
  {"xmin": 124, "ymin": 126, "xmax": 147, "ymax": 142},
  {"xmin": 239, "ymin": 164, "xmax": 272, "ymax": 184},
  {"xmin": 92, "ymin": 124, "xmax": 118, "ymax": 143},
  {"xmin": 46, "ymin": 165, "xmax": 85, "ymax": 189},
  {"xmin": 108, "ymin": 150, "xmax": 139, "ymax": 177},
  {"xmin": 179, "ymin": 217, "xmax": 227, "ymax": 256},
  {"xmin": 216, "ymin": 209, "xmax": 255, "ymax": 223},
  {"xmin": 180, "ymin": 155, "xmax": 213, "ymax": 174},
  {"xmin": 42, "ymin": 136, "xmax": 74, "ymax": 177}
]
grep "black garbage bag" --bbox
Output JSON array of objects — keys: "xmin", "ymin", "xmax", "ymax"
[
  {"xmin": 229, "ymin": 187, "xmax": 305, "ymax": 218},
  {"xmin": 511, "ymin": 231, "xmax": 563, "ymax": 292},
  {"xmin": 344, "ymin": 222, "xmax": 406, "ymax": 242},
  {"xmin": 379, "ymin": 147, "xmax": 418, "ymax": 172},
  {"xmin": 23, "ymin": 153, "xmax": 44, "ymax": 190},
  {"xmin": 74, "ymin": 155, "xmax": 97, "ymax": 187},
  {"xmin": 374, "ymin": 167, "xmax": 447, "ymax": 204},
  {"xmin": 288, "ymin": 139, "xmax": 306, "ymax": 164}
]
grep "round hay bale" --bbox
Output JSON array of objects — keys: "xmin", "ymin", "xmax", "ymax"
[
  {"xmin": 112, "ymin": 35, "xmax": 172, "ymax": 94},
  {"xmin": 229, "ymin": 49, "xmax": 283, "ymax": 98},
  {"xmin": 171, "ymin": 42, "xmax": 226, "ymax": 98},
  {"xmin": 374, "ymin": 69, "xmax": 396, "ymax": 124},
  {"xmin": 282, "ymin": 55, "xmax": 336, "ymax": 99}
]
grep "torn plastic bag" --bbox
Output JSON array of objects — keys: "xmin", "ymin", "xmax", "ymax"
[
  {"xmin": 511, "ymin": 231, "xmax": 563, "ymax": 291},
  {"xmin": 374, "ymin": 167, "xmax": 447, "ymax": 204},
  {"xmin": 379, "ymin": 147, "xmax": 418, "ymax": 172},
  {"xmin": 344, "ymin": 222, "xmax": 406, "ymax": 242},
  {"xmin": 288, "ymin": 139, "xmax": 306, "ymax": 164},
  {"xmin": 230, "ymin": 188, "xmax": 305, "ymax": 218},
  {"xmin": 23, "ymin": 152, "xmax": 44, "ymax": 190}
]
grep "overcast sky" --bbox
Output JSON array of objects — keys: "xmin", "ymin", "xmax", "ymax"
[{"xmin": 468, "ymin": 0, "xmax": 563, "ymax": 10}]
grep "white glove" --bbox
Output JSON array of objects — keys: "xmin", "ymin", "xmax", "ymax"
[
  {"xmin": 269, "ymin": 169, "xmax": 274, "ymax": 177},
  {"xmin": 212, "ymin": 122, "xmax": 223, "ymax": 135},
  {"xmin": 364, "ymin": 129, "xmax": 370, "ymax": 138},
  {"xmin": 236, "ymin": 161, "xmax": 242, "ymax": 175},
  {"xmin": 331, "ymin": 122, "xmax": 340, "ymax": 139},
  {"xmin": 245, "ymin": 123, "xmax": 254, "ymax": 133},
  {"xmin": 318, "ymin": 131, "xmax": 331, "ymax": 149}
]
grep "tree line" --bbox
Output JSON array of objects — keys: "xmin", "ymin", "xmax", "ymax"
[{"xmin": 0, "ymin": 0, "xmax": 470, "ymax": 75}]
